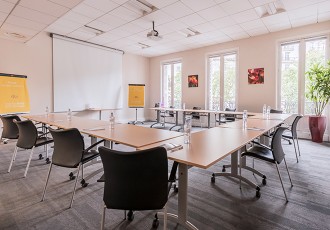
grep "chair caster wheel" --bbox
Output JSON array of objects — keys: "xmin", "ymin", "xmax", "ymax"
[
  {"xmin": 39, "ymin": 154, "xmax": 44, "ymax": 160},
  {"xmin": 211, "ymin": 175, "xmax": 215, "ymax": 183},
  {"xmin": 222, "ymin": 166, "xmax": 226, "ymax": 172},
  {"xmin": 152, "ymin": 219, "xmax": 159, "ymax": 228},
  {"xmin": 127, "ymin": 210, "xmax": 134, "ymax": 221},
  {"xmin": 81, "ymin": 179, "xmax": 88, "ymax": 187},
  {"xmin": 256, "ymin": 187, "xmax": 261, "ymax": 198},
  {"xmin": 46, "ymin": 158, "xmax": 51, "ymax": 164},
  {"xmin": 262, "ymin": 178, "xmax": 267, "ymax": 185},
  {"xmin": 3, "ymin": 141, "xmax": 8, "ymax": 144},
  {"xmin": 69, "ymin": 172, "xmax": 75, "ymax": 180}
]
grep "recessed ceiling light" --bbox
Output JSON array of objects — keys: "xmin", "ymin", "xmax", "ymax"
[
  {"xmin": 3, "ymin": 31, "xmax": 26, "ymax": 39},
  {"xmin": 255, "ymin": 0, "xmax": 286, "ymax": 18}
]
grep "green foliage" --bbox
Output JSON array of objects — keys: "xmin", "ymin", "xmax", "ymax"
[{"xmin": 305, "ymin": 61, "xmax": 330, "ymax": 116}]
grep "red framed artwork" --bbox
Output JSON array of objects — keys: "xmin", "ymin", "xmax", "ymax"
[
  {"xmin": 188, "ymin": 75, "xmax": 198, "ymax": 87},
  {"xmin": 248, "ymin": 68, "xmax": 264, "ymax": 84}
]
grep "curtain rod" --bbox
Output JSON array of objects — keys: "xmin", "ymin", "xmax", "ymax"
[{"xmin": 50, "ymin": 33, "xmax": 125, "ymax": 55}]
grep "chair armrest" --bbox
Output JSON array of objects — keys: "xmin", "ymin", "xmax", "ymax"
[
  {"xmin": 251, "ymin": 140, "xmax": 272, "ymax": 151},
  {"xmin": 84, "ymin": 139, "xmax": 105, "ymax": 152}
]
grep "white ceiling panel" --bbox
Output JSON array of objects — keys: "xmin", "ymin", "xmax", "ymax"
[
  {"xmin": 11, "ymin": 6, "xmax": 57, "ymax": 25},
  {"xmin": 191, "ymin": 22, "xmax": 216, "ymax": 33},
  {"xmin": 231, "ymin": 9, "xmax": 259, "ymax": 24},
  {"xmin": 49, "ymin": 0, "xmax": 83, "ymax": 8},
  {"xmin": 131, "ymin": 18, "xmax": 152, "ymax": 29},
  {"xmin": 161, "ymin": 1, "xmax": 194, "ymax": 20},
  {"xmin": 2, "ymin": 0, "xmax": 18, "ymax": 3},
  {"xmin": 119, "ymin": 22, "xmax": 145, "ymax": 34},
  {"xmin": 211, "ymin": 16, "xmax": 236, "ymax": 29},
  {"xmin": 2, "ymin": 23, "xmax": 38, "ymax": 36},
  {"xmin": 248, "ymin": 0, "xmax": 275, "ymax": 7},
  {"xmin": 110, "ymin": 5, "xmax": 142, "ymax": 21},
  {"xmin": 318, "ymin": 1, "xmax": 330, "ymax": 14},
  {"xmin": 267, "ymin": 22, "xmax": 291, "ymax": 32},
  {"xmin": 142, "ymin": 10, "xmax": 173, "ymax": 25},
  {"xmin": 98, "ymin": 13, "xmax": 127, "ymax": 28},
  {"xmin": 0, "ymin": 0, "xmax": 15, "ymax": 13},
  {"xmin": 68, "ymin": 28, "xmax": 96, "ymax": 40},
  {"xmin": 288, "ymin": 5, "xmax": 317, "ymax": 21},
  {"xmin": 291, "ymin": 16, "xmax": 317, "ymax": 28},
  {"xmin": 60, "ymin": 11, "xmax": 92, "ymax": 25},
  {"xmin": 49, "ymin": 18, "xmax": 82, "ymax": 31},
  {"xmin": 246, "ymin": 26, "xmax": 269, "ymax": 36},
  {"xmin": 87, "ymin": 19, "xmax": 117, "ymax": 31},
  {"xmin": 281, "ymin": 0, "xmax": 326, "ymax": 11},
  {"xmin": 0, "ymin": 11, "xmax": 7, "ymax": 22},
  {"xmin": 109, "ymin": 27, "xmax": 133, "ymax": 37},
  {"xmin": 46, "ymin": 24, "xmax": 76, "ymax": 35},
  {"xmin": 72, "ymin": 3, "xmax": 105, "ymax": 18},
  {"xmin": 219, "ymin": 0, "xmax": 253, "ymax": 15},
  {"xmin": 84, "ymin": 0, "xmax": 119, "ymax": 12},
  {"xmin": 19, "ymin": 0, "xmax": 69, "ymax": 17},
  {"xmin": 181, "ymin": 0, "xmax": 217, "ymax": 11},
  {"xmin": 222, "ymin": 24, "xmax": 244, "ymax": 35},
  {"xmin": 228, "ymin": 31, "xmax": 250, "ymax": 40},
  {"xmin": 6, "ymin": 15, "xmax": 47, "ymax": 31},
  {"xmin": 240, "ymin": 19, "xmax": 265, "ymax": 30},
  {"xmin": 262, "ymin": 12, "xmax": 290, "ymax": 26},
  {"xmin": 140, "ymin": 0, "xmax": 178, "ymax": 9},
  {"xmin": 197, "ymin": 5, "xmax": 228, "ymax": 21},
  {"xmin": 178, "ymin": 13, "xmax": 206, "ymax": 27}
]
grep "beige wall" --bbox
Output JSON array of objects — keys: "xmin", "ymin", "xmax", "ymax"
[
  {"xmin": 149, "ymin": 21, "xmax": 330, "ymax": 140},
  {"xmin": 0, "ymin": 32, "xmax": 150, "ymax": 123}
]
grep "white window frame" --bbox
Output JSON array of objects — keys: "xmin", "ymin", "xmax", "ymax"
[
  {"xmin": 160, "ymin": 59, "xmax": 182, "ymax": 107},
  {"xmin": 277, "ymin": 35, "xmax": 330, "ymax": 115},
  {"xmin": 206, "ymin": 49, "xmax": 239, "ymax": 110}
]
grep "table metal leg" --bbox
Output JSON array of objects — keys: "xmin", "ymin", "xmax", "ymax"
[
  {"xmin": 156, "ymin": 163, "xmax": 198, "ymax": 230},
  {"xmin": 207, "ymin": 113, "xmax": 210, "ymax": 129},
  {"xmin": 211, "ymin": 148, "xmax": 260, "ymax": 191}
]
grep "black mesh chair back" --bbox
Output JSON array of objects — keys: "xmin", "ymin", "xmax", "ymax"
[
  {"xmin": 49, "ymin": 127, "xmax": 84, "ymax": 168},
  {"xmin": 270, "ymin": 109, "xmax": 283, "ymax": 114},
  {"xmin": 271, "ymin": 127, "xmax": 287, "ymax": 164},
  {"xmin": 99, "ymin": 146, "xmax": 168, "ymax": 211},
  {"xmin": 155, "ymin": 103, "xmax": 160, "ymax": 107},
  {"xmin": 224, "ymin": 108, "xmax": 236, "ymax": 121},
  {"xmin": 291, "ymin": 115, "xmax": 303, "ymax": 139},
  {"xmin": 15, "ymin": 120, "xmax": 38, "ymax": 149},
  {"xmin": 0, "ymin": 115, "xmax": 21, "ymax": 139},
  {"xmin": 191, "ymin": 107, "xmax": 201, "ymax": 119}
]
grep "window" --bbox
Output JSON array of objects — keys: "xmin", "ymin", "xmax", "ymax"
[
  {"xmin": 161, "ymin": 61, "xmax": 182, "ymax": 108},
  {"xmin": 207, "ymin": 52, "xmax": 237, "ymax": 110},
  {"xmin": 279, "ymin": 37, "xmax": 328, "ymax": 114}
]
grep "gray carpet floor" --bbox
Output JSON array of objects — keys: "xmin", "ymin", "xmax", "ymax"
[{"xmin": 1, "ymin": 123, "xmax": 330, "ymax": 230}]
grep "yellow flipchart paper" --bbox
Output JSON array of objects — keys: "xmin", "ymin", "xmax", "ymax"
[
  {"xmin": 128, "ymin": 84, "xmax": 145, "ymax": 108},
  {"xmin": 0, "ymin": 75, "xmax": 30, "ymax": 114}
]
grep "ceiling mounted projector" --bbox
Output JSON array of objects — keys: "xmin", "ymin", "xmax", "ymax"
[{"xmin": 147, "ymin": 21, "xmax": 162, "ymax": 41}]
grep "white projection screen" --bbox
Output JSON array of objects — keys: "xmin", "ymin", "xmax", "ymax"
[{"xmin": 52, "ymin": 34, "xmax": 123, "ymax": 112}]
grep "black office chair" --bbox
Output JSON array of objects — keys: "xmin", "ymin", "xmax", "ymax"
[
  {"xmin": 270, "ymin": 109, "xmax": 283, "ymax": 114},
  {"xmin": 160, "ymin": 106, "xmax": 175, "ymax": 126},
  {"xmin": 41, "ymin": 127, "xmax": 104, "ymax": 208},
  {"xmin": 99, "ymin": 146, "xmax": 169, "ymax": 230},
  {"xmin": 190, "ymin": 107, "xmax": 206, "ymax": 127},
  {"xmin": 282, "ymin": 115, "xmax": 303, "ymax": 162},
  {"xmin": 0, "ymin": 115, "xmax": 21, "ymax": 144},
  {"xmin": 215, "ymin": 108, "xmax": 236, "ymax": 125},
  {"xmin": 8, "ymin": 120, "xmax": 53, "ymax": 177},
  {"xmin": 240, "ymin": 127, "xmax": 293, "ymax": 201}
]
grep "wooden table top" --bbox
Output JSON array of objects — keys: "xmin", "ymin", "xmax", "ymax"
[
  {"xmin": 149, "ymin": 107, "xmax": 258, "ymax": 116},
  {"xmin": 248, "ymin": 113, "xmax": 293, "ymax": 121},
  {"xmin": 138, "ymin": 127, "xmax": 263, "ymax": 169},
  {"xmin": 219, "ymin": 118, "xmax": 285, "ymax": 131},
  {"xmin": 23, "ymin": 113, "xmax": 183, "ymax": 148}
]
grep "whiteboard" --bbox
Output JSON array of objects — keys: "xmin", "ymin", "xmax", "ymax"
[{"xmin": 53, "ymin": 35, "xmax": 123, "ymax": 112}]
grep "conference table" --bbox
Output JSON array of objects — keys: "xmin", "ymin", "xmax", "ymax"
[
  {"xmin": 139, "ymin": 113, "xmax": 293, "ymax": 230},
  {"xmin": 22, "ymin": 113, "xmax": 183, "ymax": 148},
  {"xmin": 150, "ymin": 107, "xmax": 258, "ymax": 129},
  {"xmin": 22, "ymin": 112, "xmax": 292, "ymax": 230}
]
